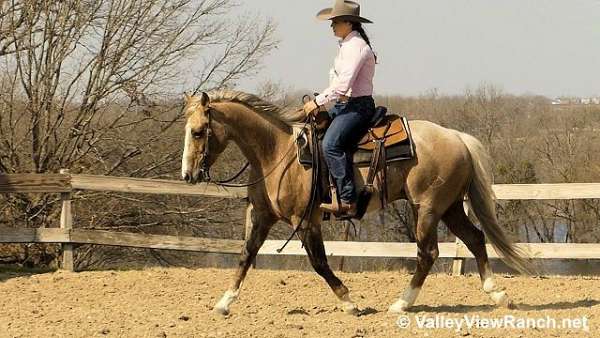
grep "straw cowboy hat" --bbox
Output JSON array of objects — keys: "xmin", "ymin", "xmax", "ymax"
[{"xmin": 316, "ymin": 0, "xmax": 373, "ymax": 24}]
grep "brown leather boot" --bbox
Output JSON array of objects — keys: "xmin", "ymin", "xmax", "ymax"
[{"xmin": 319, "ymin": 202, "xmax": 357, "ymax": 217}]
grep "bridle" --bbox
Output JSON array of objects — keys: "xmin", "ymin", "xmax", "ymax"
[
  {"xmin": 197, "ymin": 105, "xmax": 213, "ymax": 183},
  {"xmin": 196, "ymin": 104, "xmax": 311, "ymax": 188},
  {"xmin": 193, "ymin": 100, "xmax": 321, "ymax": 252}
]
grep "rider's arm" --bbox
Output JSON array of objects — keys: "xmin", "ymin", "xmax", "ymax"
[{"xmin": 315, "ymin": 39, "xmax": 371, "ymax": 106}]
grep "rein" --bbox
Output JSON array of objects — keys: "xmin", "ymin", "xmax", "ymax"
[
  {"xmin": 198, "ymin": 106, "xmax": 310, "ymax": 188},
  {"xmin": 197, "ymin": 104, "xmax": 320, "ymax": 252}
]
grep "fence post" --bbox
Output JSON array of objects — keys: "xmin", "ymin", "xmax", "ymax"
[
  {"xmin": 451, "ymin": 199, "xmax": 469, "ymax": 276},
  {"xmin": 338, "ymin": 220, "xmax": 351, "ymax": 271},
  {"xmin": 59, "ymin": 169, "xmax": 74, "ymax": 272},
  {"xmin": 452, "ymin": 237, "xmax": 466, "ymax": 276}
]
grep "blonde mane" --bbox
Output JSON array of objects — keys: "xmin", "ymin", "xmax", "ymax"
[{"xmin": 207, "ymin": 89, "xmax": 305, "ymax": 125}]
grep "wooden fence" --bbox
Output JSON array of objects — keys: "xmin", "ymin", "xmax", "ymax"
[{"xmin": 1, "ymin": 172, "xmax": 600, "ymax": 274}]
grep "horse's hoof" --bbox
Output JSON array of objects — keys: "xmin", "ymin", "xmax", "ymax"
[
  {"xmin": 492, "ymin": 291, "xmax": 511, "ymax": 308},
  {"xmin": 213, "ymin": 306, "xmax": 230, "ymax": 316},
  {"xmin": 344, "ymin": 306, "xmax": 360, "ymax": 316},
  {"xmin": 388, "ymin": 300, "xmax": 410, "ymax": 313}
]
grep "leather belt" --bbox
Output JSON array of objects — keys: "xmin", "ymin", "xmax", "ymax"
[{"xmin": 337, "ymin": 95, "xmax": 350, "ymax": 103}]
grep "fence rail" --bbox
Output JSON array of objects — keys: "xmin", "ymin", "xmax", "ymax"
[
  {"xmin": 2, "ymin": 227, "xmax": 600, "ymax": 259},
  {"xmin": 3, "ymin": 173, "xmax": 600, "ymax": 200},
  {"xmin": 1, "ymin": 172, "xmax": 599, "ymax": 273}
]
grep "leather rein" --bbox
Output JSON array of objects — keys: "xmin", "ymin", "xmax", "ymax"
[
  {"xmin": 197, "ymin": 102, "xmax": 320, "ymax": 251},
  {"xmin": 198, "ymin": 105, "xmax": 309, "ymax": 188}
]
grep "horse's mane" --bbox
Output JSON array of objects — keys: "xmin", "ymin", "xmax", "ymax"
[{"xmin": 208, "ymin": 89, "xmax": 306, "ymax": 126}]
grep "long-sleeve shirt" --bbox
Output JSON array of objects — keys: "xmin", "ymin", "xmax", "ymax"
[{"xmin": 315, "ymin": 30, "xmax": 376, "ymax": 107}]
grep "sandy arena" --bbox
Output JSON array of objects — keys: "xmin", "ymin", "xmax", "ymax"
[{"xmin": 0, "ymin": 268, "xmax": 598, "ymax": 337}]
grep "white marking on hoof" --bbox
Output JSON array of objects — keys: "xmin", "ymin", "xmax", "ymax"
[
  {"xmin": 388, "ymin": 287, "xmax": 421, "ymax": 313},
  {"xmin": 482, "ymin": 276, "xmax": 497, "ymax": 293},
  {"xmin": 213, "ymin": 289, "xmax": 239, "ymax": 316},
  {"xmin": 483, "ymin": 276, "xmax": 511, "ymax": 307},
  {"xmin": 388, "ymin": 299, "xmax": 410, "ymax": 313},
  {"xmin": 339, "ymin": 293, "xmax": 359, "ymax": 316},
  {"xmin": 490, "ymin": 290, "xmax": 510, "ymax": 307}
]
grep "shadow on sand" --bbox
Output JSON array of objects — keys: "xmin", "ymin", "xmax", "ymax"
[
  {"xmin": 408, "ymin": 299, "xmax": 600, "ymax": 313},
  {"xmin": 0, "ymin": 265, "xmax": 56, "ymax": 283}
]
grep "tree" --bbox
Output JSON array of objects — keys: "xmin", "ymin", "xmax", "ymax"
[{"xmin": 0, "ymin": 0, "xmax": 278, "ymax": 266}]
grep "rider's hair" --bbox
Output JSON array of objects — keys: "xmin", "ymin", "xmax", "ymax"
[{"xmin": 351, "ymin": 21, "xmax": 377, "ymax": 63}]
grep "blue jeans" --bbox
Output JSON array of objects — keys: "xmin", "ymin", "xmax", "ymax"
[{"xmin": 322, "ymin": 96, "xmax": 375, "ymax": 203}]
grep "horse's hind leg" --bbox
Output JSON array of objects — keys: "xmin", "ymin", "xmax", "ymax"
[
  {"xmin": 300, "ymin": 223, "xmax": 360, "ymax": 315},
  {"xmin": 213, "ymin": 204, "xmax": 276, "ymax": 315},
  {"xmin": 442, "ymin": 201, "xmax": 511, "ymax": 307},
  {"xmin": 389, "ymin": 205, "xmax": 440, "ymax": 313}
]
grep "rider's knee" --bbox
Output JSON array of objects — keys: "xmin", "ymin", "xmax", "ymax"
[{"xmin": 322, "ymin": 136, "xmax": 341, "ymax": 154}]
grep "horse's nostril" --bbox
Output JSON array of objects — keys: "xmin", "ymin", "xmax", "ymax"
[{"xmin": 184, "ymin": 173, "xmax": 191, "ymax": 183}]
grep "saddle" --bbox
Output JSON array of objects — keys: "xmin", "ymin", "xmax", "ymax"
[
  {"xmin": 358, "ymin": 114, "xmax": 408, "ymax": 151},
  {"xmin": 294, "ymin": 106, "xmax": 415, "ymax": 220}
]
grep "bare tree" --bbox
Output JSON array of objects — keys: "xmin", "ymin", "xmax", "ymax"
[
  {"xmin": 0, "ymin": 0, "xmax": 42, "ymax": 56},
  {"xmin": 0, "ymin": 0, "xmax": 278, "ymax": 266}
]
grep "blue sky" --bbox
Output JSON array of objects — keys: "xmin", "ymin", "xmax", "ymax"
[{"xmin": 236, "ymin": 0, "xmax": 600, "ymax": 97}]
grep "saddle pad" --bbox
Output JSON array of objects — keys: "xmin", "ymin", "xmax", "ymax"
[
  {"xmin": 293, "ymin": 117, "xmax": 415, "ymax": 168},
  {"xmin": 353, "ymin": 142, "xmax": 413, "ymax": 167}
]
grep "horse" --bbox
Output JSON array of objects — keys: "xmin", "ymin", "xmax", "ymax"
[{"xmin": 181, "ymin": 90, "xmax": 532, "ymax": 316}]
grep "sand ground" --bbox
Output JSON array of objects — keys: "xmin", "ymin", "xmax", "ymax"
[{"xmin": 0, "ymin": 268, "xmax": 598, "ymax": 337}]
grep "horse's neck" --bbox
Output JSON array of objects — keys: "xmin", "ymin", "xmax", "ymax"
[{"xmin": 214, "ymin": 102, "xmax": 293, "ymax": 170}]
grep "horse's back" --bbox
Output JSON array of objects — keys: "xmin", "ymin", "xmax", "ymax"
[{"xmin": 401, "ymin": 120, "xmax": 475, "ymax": 207}]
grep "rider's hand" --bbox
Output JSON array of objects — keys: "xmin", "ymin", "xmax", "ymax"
[{"xmin": 303, "ymin": 100, "xmax": 319, "ymax": 116}]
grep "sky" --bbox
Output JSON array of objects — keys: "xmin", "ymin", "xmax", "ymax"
[{"xmin": 236, "ymin": 0, "xmax": 600, "ymax": 98}]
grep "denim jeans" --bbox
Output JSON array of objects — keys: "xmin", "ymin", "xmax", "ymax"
[{"xmin": 322, "ymin": 96, "xmax": 376, "ymax": 203}]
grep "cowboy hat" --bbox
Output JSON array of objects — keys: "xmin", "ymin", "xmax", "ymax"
[{"xmin": 316, "ymin": 0, "xmax": 373, "ymax": 24}]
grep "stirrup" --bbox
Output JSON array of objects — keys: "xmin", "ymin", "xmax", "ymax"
[{"xmin": 320, "ymin": 202, "xmax": 357, "ymax": 218}]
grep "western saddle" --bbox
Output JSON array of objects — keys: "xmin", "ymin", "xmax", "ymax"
[{"xmin": 296, "ymin": 105, "xmax": 415, "ymax": 220}]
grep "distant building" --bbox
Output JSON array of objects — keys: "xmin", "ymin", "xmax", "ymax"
[{"xmin": 551, "ymin": 97, "xmax": 600, "ymax": 105}]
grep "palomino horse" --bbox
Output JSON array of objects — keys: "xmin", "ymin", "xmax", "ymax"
[{"xmin": 181, "ymin": 90, "xmax": 532, "ymax": 315}]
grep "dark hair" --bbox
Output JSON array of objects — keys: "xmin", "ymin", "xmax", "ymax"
[{"xmin": 351, "ymin": 22, "xmax": 377, "ymax": 62}]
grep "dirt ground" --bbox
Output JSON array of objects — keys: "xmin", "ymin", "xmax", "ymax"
[{"xmin": 0, "ymin": 268, "xmax": 598, "ymax": 338}]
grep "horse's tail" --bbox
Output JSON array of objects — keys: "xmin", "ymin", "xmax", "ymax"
[{"xmin": 456, "ymin": 132, "xmax": 535, "ymax": 275}]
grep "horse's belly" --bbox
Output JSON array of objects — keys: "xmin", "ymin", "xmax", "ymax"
[{"xmin": 353, "ymin": 162, "xmax": 410, "ymax": 212}]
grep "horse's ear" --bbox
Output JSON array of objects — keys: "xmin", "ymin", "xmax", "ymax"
[
  {"xmin": 184, "ymin": 92, "xmax": 192, "ymax": 104},
  {"xmin": 200, "ymin": 92, "xmax": 210, "ymax": 107}
]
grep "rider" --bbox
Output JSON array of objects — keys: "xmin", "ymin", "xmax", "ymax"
[{"xmin": 303, "ymin": 0, "xmax": 377, "ymax": 216}]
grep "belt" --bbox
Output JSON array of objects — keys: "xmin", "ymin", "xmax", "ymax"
[
  {"xmin": 336, "ymin": 95, "xmax": 372, "ymax": 103},
  {"xmin": 337, "ymin": 95, "xmax": 350, "ymax": 103}
]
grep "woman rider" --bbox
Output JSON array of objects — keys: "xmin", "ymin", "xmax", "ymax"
[{"xmin": 303, "ymin": 0, "xmax": 376, "ymax": 216}]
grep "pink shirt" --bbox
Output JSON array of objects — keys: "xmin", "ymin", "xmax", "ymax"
[{"xmin": 315, "ymin": 31, "xmax": 376, "ymax": 107}]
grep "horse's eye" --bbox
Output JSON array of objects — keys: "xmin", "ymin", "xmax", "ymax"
[{"xmin": 191, "ymin": 129, "xmax": 204, "ymax": 139}]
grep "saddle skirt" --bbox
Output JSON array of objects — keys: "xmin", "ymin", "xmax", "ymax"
[{"xmin": 357, "ymin": 115, "xmax": 409, "ymax": 151}]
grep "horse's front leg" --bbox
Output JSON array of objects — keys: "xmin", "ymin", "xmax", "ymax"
[
  {"xmin": 300, "ymin": 222, "xmax": 360, "ymax": 315},
  {"xmin": 213, "ymin": 204, "xmax": 276, "ymax": 315}
]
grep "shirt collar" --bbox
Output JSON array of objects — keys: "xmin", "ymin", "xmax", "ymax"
[{"xmin": 338, "ymin": 30, "xmax": 359, "ymax": 46}]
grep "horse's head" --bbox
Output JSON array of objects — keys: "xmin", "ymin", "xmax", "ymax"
[{"xmin": 181, "ymin": 92, "xmax": 228, "ymax": 184}]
